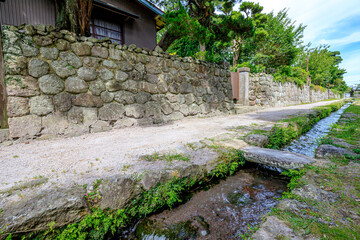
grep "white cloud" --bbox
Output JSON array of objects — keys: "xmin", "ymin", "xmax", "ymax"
[
  {"xmin": 252, "ymin": 0, "xmax": 360, "ymax": 44},
  {"xmin": 249, "ymin": 0, "xmax": 360, "ymax": 85},
  {"xmin": 319, "ymin": 32, "xmax": 360, "ymax": 47}
]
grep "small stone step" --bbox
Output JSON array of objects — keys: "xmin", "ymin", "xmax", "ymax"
[{"xmin": 242, "ymin": 146, "xmax": 315, "ymax": 170}]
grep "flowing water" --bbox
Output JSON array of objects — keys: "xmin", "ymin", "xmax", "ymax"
[
  {"xmin": 119, "ymin": 164, "xmax": 288, "ymax": 239},
  {"xmin": 283, "ymin": 102, "xmax": 351, "ymax": 157},
  {"xmin": 119, "ymin": 102, "xmax": 351, "ymax": 240}
]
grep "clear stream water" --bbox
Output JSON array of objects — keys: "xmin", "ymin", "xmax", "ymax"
[
  {"xmin": 118, "ymin": 102, "xmax": 350, "ymax": 240},
  {"xmin": 283, "ymin": 102, "xmax": 351, "ymax": 157}
]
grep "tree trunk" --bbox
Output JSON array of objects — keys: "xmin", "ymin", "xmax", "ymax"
[
  {"xmin": 76, "ymin": 0, "xmax": 93, "ymax": 36},
  {"xmin": 232, "ymin": 38, "xmax": 242, "ymax": 67},
  {"xmin": 158, "ymin": 30, "xmax": 181, "ymax": 51},
  {"xmin": 55, "ymin": 0, "xmax": 79, "ymax": 33},
  {"xmin": 55, "ymin": 0, "xmax": 93, "ymax": 36}
]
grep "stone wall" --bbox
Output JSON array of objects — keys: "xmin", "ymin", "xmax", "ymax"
[
  {"xmin": 248, "ymin": 73, "xmax": 340, "ymax": 107},
  {"xmin": 0, "ymin": 25, "xmax": 233, "ymax": 139}
]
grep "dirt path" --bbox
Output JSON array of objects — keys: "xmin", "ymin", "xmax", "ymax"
[{"xmin": 0, "ymin": 100, "xmax": 341, "ymax": 191}]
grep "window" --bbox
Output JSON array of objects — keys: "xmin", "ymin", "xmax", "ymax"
[{"xmin": 90, "ymin": 17, "xmax": 124, "ymax": 44}]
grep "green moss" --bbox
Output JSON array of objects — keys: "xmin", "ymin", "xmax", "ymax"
[
  {"xmin": 16, "ymin": 148, "xmax": 245, "ymax": 240},
  {"xmin": 144, "ymin": 152, "xmax": 190, "ymax": 163}
]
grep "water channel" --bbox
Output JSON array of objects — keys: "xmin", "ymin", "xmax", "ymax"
[{"xmin": 119, "ymin": 102, "xmax": 351, "ymax": 240}]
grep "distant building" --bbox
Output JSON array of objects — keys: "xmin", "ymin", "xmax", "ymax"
[{"xmin": 0, "ymin": 0, "xmax": 164, "ymax": 50}]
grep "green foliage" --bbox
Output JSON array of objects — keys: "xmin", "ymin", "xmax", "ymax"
[
  {"xmin": 232, "ymin": 61, "xmax": 265, "ymax": 73},
  {"xmin": 296, "ymin": 45, "xmax": 347, "ymax": 89},
  {"xmin": 273, "ymin": 66, "xmax": 308, "ymax": 87},
  {"xmin": 253, "ymin": 9, "xmax": 305, "ymax": 70}
]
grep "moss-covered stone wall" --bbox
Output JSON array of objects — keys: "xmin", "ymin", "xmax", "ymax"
[{"xmin": 1, "ymin": 24, "xmax": 233, "ymax": 139}]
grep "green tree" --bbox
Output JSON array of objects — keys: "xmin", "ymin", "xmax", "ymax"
[{"xmin": 253, "ymin": 9, "xmax": 305, "ymax": 71}]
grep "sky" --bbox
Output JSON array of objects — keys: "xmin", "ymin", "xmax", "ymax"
[{"xmin": 237, "ymin": 0, "xmax": 360, "ymax": 87}]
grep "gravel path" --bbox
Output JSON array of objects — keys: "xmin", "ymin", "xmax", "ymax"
[{"xmin": 0, "ymin": 100, "xmax": 341, "ymax": 191}]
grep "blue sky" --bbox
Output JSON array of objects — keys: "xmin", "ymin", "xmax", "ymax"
[{"xmin": 245, "ymin": 0, "xmax": 360, "ymax": 87}]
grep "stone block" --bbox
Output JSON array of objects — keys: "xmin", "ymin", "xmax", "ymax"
[
  {"xmin": 103, "ymin": 60, "xmax": 117, "ymax": 69},
  {"xmin": 42, "ymin": 113, "xmax": 69, "ymax": 135},
  {"xmin": 83, "ymin": 108, "xmax": 98, "ymax": 127},
  {"xmin": 56, "ymin": 39, "xmax": 71, "ymax": 51},
  {"xmin": 114, "ymin": 91, "xmax": 135, "ymax": 105},
  {"xmin": 98, "ymin": 68, "xmax": 114, "ymax": 81},
  {"xmin": 65, "ymin": 76, "xmax": 88, "ymax": 94},
  {"xmin": 72, "ymin": 93, "xmax": 103, "ymax": 107},
  {"xmin": 77, "ymin": 67, "xmax": 97, "ymax": 81},
  {"xmin": 39, "ymin": 74, "xmax": 64, "ymax": 94},
  {"xmin": 109, "ymin": 48, "xmax": 122, "ymax": 60},
  {"xmin": 89, "ymin": 80, "xmax": 106, "ymax": 96},
  {"xmin": 54, "ymin": 92, "xmax": 72, "ymax": 112},
  {"xmin": 0, "ymin": 129, "xmax": 9, "ymax": 143},
  {"xmin": 40, "ymin": 47, "xmax": 59, "ymax": 60},
  {"xmin": 139, "ymin": 81, "xmax": 158, "ymax": 94},
  {"xmin": 60, "ymin": 52, "xmax": 82, "ymax": 68},
  {"xmin": 4, "ymin": 55, "xmax": 27, "ymax": 75},
  {"xmin": 33, "ymin": 35, "xmax": 53, "ymax": 46},
  {"xmin": 71, "ymin": 42, "xmax": 91, "ymax": 56},
  {"xmin": 8, "ymin": 115, "xmax": 42, "ymax": 138},
  {"xmin": 51, "ymin": 60, "xmax": 76, "ymax": 78},
  {"xmin": 91, "ymin": 46, "xmax": 108, "ymax": 59},
  {"xmin": 91, "ymin": 120, "xmax": 111, "ymax": 133},
  {"xmin": 114, "ymin": 118, "xmax": 137, "ymax": 128},
  {"xmin": 21, "ymin": 44, "xmax": 38, "ymax": 57},
  {"xmin": 115, "ymin": 70, "xmax": 128, "ymax": 81},
  {"xmin": 100, "ymin": 91, "xmax": 114, "ymax": 103},
  {"xmin": 99, "ymin": 102, "xmax": 125, "ymax": 121},
  {"xmin": 125, "ymin": 104, "xmax": 145, "ymax": 118},
  {"xmin": 82, "ymin": 57, "xmax": 102, "ymax": 68},
  {"xmin": 6, "ymin": 75, "xmax": 40, "ymax": 97},
  {"xmin": 121, "ymin": 80, "xmax": 138, "ymax": 93},
  {"xmin": 105, "ymin": 80, "xmax": 122, "ymax": 92},
  {"xmin": 7, "ymin": 97, "xmax": 29, "ymax": 117},
  {"xmin": 30, "ymin": 95, "xmax": 54, "ymax": 116}
]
